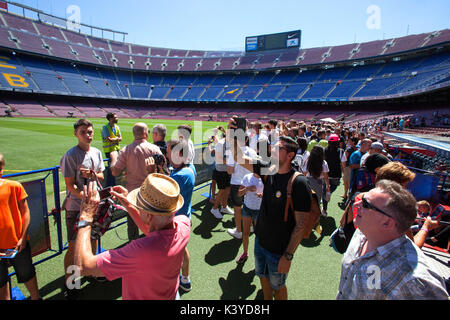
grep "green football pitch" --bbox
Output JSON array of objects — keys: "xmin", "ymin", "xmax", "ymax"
[{"xmin": 0, "ymin": 117, "xmax": 344, "ymax": 300}]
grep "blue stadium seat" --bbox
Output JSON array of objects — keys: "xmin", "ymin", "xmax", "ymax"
[
  {"xmin": 301, "ymin": 82, "xmax": 335, "ymax": 99},
  {"xmin": 317, "ymin": 67, "xmax": 351, "ymax": 81},
  {"xmin": 129, "ymin": 85, "xmax": 150, "ymax": 98},
  {"xmin": 256, "ymin": 85, "xmax": 284, "ymax": 100},
  {"xmin": 182, "ymin": 86, "xmax": 206, "ymax": 100},
  {"xmin": 354, "ymin": 76, "xmax": 405, "ymax": 97},
  {"xmin": 277, "ymin": 83, "xmax": 309, "ymax": 100},
  {"xmin": 166, "ymin": 86, "xmax": 188, "ymax": 99},
  {"xmin": 31, "ymin": 72, "xmax": 69, "ymax": 94},
  {"xmin": 201, "ymin": 86, "xmax": 225, "ymax": 100},
  {"xmin": 218, "ymin": 85, "xmax": 240, "ymax": 100},
  {"xmin": 237, "ymin": 85, "xmax": 263, "ymax": 100},
  {"xmin": 149, "ymin": 86, "xmax": 170, "ymax": 99},
  {"xmin": 327, "ymin": 80, "xmax": 364, "ymax": 99}
]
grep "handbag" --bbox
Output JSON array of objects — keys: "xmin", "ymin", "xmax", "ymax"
[{"xmin": 330, "ymin": 199, "xmax": 356, "ymax": 254}]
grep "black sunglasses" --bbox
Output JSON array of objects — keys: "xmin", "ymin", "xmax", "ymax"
[{"xmin": 361, "ymin": 195, "xmax": 393, "ymax": 219}]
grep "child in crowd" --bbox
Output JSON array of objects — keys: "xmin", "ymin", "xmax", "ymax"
[
  {"xmin": 0, "ymin": 153, "xmax": 40, "ymax": 300},
  {"xmin": 411, "ymin": 200, "xmax": 431, "ymax": 233},
  {"xmin": 236, "ymin": 172, "xmax": 264, "ymax": 264}
]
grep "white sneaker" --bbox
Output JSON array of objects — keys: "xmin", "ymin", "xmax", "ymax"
[
  {"xmin": 220, "ymin": 206, "xmax": 234, "ymax": 215},
  {"xmin": 227, "ymin": 228, "xmax": 242, "ymax": 240},
  {"xmin": 210, "ymin": 208, "xmax": 223, "ymax": 219}
]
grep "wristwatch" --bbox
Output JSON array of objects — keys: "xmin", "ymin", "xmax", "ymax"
[
  {"xmin": 76, "ymin": 220, "xmax": 93, "ymax": 229},
  {"xmin": 284, "ymin": 252, "xmax": 294, "ymax": 261}
]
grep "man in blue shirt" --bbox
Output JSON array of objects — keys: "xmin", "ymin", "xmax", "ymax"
[
  {"xmin": 348, "ymin": 138, "xmax": 372, "ymax": 193},
  {"xmin": 166, "ymin": 138, "xmax": 196, "ymax": 293},
  {"xmin": 399, "ymin": 118, "xmax": 405, "ymax": 131}
]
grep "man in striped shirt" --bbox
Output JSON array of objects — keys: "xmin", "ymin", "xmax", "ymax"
[{"xmin": 337, "ymin": 179, "xmax": 449, "ymax": 300}]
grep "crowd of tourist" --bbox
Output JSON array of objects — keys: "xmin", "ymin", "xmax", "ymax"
[{"xmin": 0, "ymin": 112, "xmax": 449, "ymax": 301}]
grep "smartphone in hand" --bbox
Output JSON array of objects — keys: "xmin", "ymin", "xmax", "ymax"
[{"xmin": 0, "ymin": 249, "xmax": 18, "ymax": 259}]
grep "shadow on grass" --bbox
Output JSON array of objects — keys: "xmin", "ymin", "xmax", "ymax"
[
  {"xmin": 79, "ymin": 277, "xmax": 122, "ymax": 300},
  {"xmin": 191, "ymin": 199, "xmax": 224, "ymax": 239},
  {"xmin": 40, "ymin": 274, "xmax": 122, "ymax": 300},
  {"xmin": 191, "ymin": 199, "xmax": 235, "ymax": 239},
  {"xmin": 218, "ymin": 264, "xmax": 257, "ymax": 300},
  {"xmin": 301, "ymin": 215, "xmax": 337, "ymax": 247},
  {"xmin": 205, "ymin": 238, "xmax": 241, "ymax": 266},
  {"xmin": 39, "ymin": 241, "xmax": 129, "ymax": 300}
]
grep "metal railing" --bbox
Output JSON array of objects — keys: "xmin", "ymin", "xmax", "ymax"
[{"xmin": 3, "ymin": 142, "xmax": 212, "ymax": 299}]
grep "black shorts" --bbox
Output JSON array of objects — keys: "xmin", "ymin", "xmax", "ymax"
[
  {"xmin": 230, "ymin": 184, "xmax": 244, "ymax": 207},
  {"xmin": 213, "ymin": 169, "xmax": 231, "ymax": 190},
  {"xmin": 0, "ymin": 241, "xmax": 36, "ymax": 288}
]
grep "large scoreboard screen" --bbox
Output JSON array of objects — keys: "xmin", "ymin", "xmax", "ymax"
[{"xmin": 246, "ymin": 30, "xmax": 301, "ymax": 52}]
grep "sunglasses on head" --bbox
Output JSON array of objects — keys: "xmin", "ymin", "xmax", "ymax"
[{"xmin": 361, "ymin": 195, "xmax": 393, "ymax": 219}]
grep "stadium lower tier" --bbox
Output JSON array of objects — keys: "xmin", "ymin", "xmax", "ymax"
[
  {"xmin": 0, "ymin": 49, "xmax": 449, "ymax": 103},
  {"xmin": 2, "ymin": 94, "xmax": 449, "ymax": 130}
]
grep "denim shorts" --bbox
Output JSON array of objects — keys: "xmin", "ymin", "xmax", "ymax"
[
  {"xmin": 242, "ymin": 205, "xmax": 259, "ymax": 221},
  {"xmin": 254, "ymin": 237, "xmax": 288, "ymax": 291}
]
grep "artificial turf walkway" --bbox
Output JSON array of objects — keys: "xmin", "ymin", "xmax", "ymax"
[
  {"xmin": 2, "ymin": 117, "xmax": 344, "ymax": 300},
  {"xmin": 9, "ymin": 182, "xmax": 346, "ymax": 300}
]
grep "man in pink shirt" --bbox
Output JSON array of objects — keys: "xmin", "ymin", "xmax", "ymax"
[
  {"xmin": 74, "ymin": 174, "xmax": 190, "ymax": 300},
  {"xmin": 110, "ymin": 122, "xmax": 162, "ymax": 241}
]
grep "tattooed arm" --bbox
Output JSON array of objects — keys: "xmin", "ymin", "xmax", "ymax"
[{"xmin": 278, "ymin": 210, "xmax": 310, "ymax": 274}]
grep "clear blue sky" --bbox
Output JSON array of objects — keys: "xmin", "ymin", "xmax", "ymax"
[{"xmin": 8, "ymin": 0, "xmax": 450, "ymax": 51}]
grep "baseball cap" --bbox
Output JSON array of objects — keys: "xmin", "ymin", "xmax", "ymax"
[{"xmin": 328, "ymin": 134, "xmax": 340, "ymax": 142}]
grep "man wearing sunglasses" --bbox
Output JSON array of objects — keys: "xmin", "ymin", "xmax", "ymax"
[
  {"xmin": 227, "ymin": 118, "xmax": 313, "ymax": 300},
  {"xmin": 337, "ymin": 179, "xmax": 449, "ymax": 299}
]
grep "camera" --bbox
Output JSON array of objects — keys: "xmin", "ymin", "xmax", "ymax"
[
  {"xmin": 234, "ymin": 117, "xmax": 247, "ymax": 131},
  {"xmin": 90, "ymin": 187, "xmax": 114, "ymax": 239},
  {"xmin": 91, "ymin": 198, "xmax": 114, "ymax": 239},
  {"xmin": 99, "ymin": 186, "xmax": 112, "ymax": 200},
  {"xmin": 152, "ymin": 153, "xmax": 166, "ymax": 166}
]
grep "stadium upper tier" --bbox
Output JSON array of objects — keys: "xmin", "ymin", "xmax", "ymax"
[
  {"xmin": 0, "ymin": 11, "xmax": 449, "ymax": 72},
  {"xmin": 0, "ymin": 10, "xmax": 449, "ymax": 103}
]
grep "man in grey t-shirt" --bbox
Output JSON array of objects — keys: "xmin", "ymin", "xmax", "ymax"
[{"xmin": 60, "ymin": 119, "xmax": 105, "ymax": 300}]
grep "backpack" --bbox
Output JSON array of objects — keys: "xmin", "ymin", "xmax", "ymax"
[
  {"xmin": 355, "ymin": 168, "xmax": 375, "ymax": 193},
  {"xmin": 284, "ymin": 171, "xmax": 321, "ymax": 239},
  {"xmin": 349, "ymin": 167, "xmax": 375, "ymax": 197}
]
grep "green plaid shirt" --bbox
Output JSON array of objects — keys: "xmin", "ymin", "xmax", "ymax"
[{"xmin": 337, "ymin": 229, "xmax": 449, "ymax": 300}]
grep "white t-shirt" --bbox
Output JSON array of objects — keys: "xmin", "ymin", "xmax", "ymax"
[
  {"xmin": 306, "ymin": 160, "xmax": 329, "ymax": 179},
  {"xmin": 249, "ymin": 133, "xmax": 268, "ymax": 153},
  {"xmin": 226, "ymin": 146, "xmax": 257, "ymax": 185},
  {"xmin": 295, "ymin": 150, "xmax": 310, "ymax": 174},
  {"xmin": 241, "ymin": 173, "xmax": 264, "ymax": 210},
  {"xmin": 360, "ymin": 152, "xmax": 370, "ymax": 166},
  {"xmin": 187, "ymin": 139, "xmax": 195, "ymax": 164},
  {"xmin": 214, "ymin": 138, "xmax": 228, "ymax": 172}
]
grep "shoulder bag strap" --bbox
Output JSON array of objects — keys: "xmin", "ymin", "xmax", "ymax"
[{"xmin": 284, "ymin": 171, "xmax": 301, "ymax": 222}]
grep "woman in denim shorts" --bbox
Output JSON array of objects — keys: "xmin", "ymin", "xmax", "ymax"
[{"xmin": 236, "ymin": 172, "xmax": 264, "ymax": 264}]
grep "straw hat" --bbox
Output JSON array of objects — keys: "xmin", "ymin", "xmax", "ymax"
[{"xmin": 127, "ymin": 173, "xmax": 184, "ymax": 216}]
